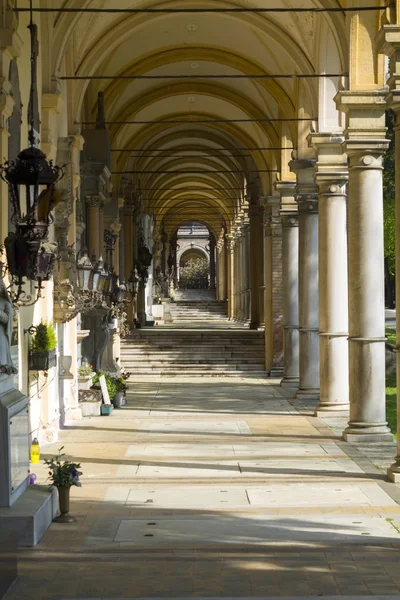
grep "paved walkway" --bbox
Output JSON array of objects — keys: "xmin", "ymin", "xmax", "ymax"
[{"xmin": 6, "ymin": 377, "xmax": 400, "ymax": 600}]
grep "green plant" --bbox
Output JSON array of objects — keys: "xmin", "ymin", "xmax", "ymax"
[
  {"xmin": 44, "ymin": 447, "xmax": 82, "ymax": 488},
  {"xmin": 92, "ymin": 372, "xmax": 121, "ymax": 400},
  {"xmin": 78, "ymin": 365, "xmax": 94, "ymax": 377},
  {"xmin": 30, "ymin": 321, "xmax": 57, "ymax": 352}
]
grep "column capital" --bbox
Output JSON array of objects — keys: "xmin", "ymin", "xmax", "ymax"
[
  {"xmin": 281, "ymin": 214, "xmax": 299, "ymax": 228},
  {"xmin": 307, "ymin": 132, "xmax": 349, "ymax": 193},
  {"xmin": 289, "ymin": 158, "xmax": 315, "ymax": 175},
  {"xmin": 275, "ymin": 180, "xmax": 297, "ymax": 214},
  {"xmin": 334, "ymin": 90, "xmax": 388, "ymax": 152},
  {"xmin": 85, "ymin": 195, "xmax": 104, "ymax": 208}
]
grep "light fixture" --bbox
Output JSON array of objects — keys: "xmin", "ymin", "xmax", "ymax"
[
  {"xmin": 77, "ymin": 253, "xmax": 93, "ymax": 291},
  {"xmin": 96, "ymin": 257, "xmax": 107, "ymax": 294},
  {"xmin": 0, "ymin": 1, "xmax": 64, "ymax": 306}
]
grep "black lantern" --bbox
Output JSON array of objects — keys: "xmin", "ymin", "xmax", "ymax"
[
  {"xmin": 90, "ymin": 257, "xmax": 101, "ymax": 292},
  {"xmin": 77, "ymin": 253, "xmax": 93, "ymax": 291},
  {"xmin": 0, "ymin": 5, "xmax": 64, "ymax": 306},
  {"xmin": 127, "ymin": 267, "xmax": 139, "ymax": 297},
  {"xmin": 96, "ymin": 257, "xmax": 107, "ymax": 294}
]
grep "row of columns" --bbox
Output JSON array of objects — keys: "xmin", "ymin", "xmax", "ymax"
[{"xmin": 275, "ymin": 103, "xmax": 393, "ymax": 452}]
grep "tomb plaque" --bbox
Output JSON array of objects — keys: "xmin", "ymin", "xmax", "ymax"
[
  {"xmin": 10, "ymin": 408, "xmax": 29, "ymax": 492},
  {"xmin": 99, "ymin": 374, "xmax": 111, "ymax": 405}
]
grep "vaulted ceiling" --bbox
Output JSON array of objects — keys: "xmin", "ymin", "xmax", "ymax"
[{"xmin": 46, "ymin": 0, "xmax": 348, "ymax": 238}]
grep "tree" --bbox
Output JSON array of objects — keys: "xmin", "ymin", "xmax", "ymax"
[{"xmin": 179, "ymin": 258, "xmax": 210, "ymax": 289}]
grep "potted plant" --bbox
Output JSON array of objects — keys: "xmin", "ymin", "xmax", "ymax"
[
  {"xmin": 44, "ymin": 446, "xmax": 82, "ymax": 523},
  {"xmin": 29, "ymin": 321, "xmax": 57, "ymax": 371},
  {"xmin": 113, "ymin": 375, "xmax": 129, "ymax": 408},
  {"xmin": 78, "ymin": 363, "xmax": 95, "ymax": 390}
]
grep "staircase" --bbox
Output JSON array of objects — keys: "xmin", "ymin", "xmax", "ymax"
[
  {"xmin": 121, "ymin": 329, "xmax": 266, "ymax": 377},
  {"xmin": 170, "ymin": 300, "xmax": 228, "ymax": 323}
]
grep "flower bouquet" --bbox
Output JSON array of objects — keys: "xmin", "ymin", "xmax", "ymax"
[{"xmin": 44, "ymin": 446, "xmax": 82, "ymax": 522}]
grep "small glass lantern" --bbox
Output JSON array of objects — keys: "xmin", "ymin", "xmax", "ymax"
[
  {"xmin": 97, "ymin": 257, "xmax": 107, "ymax": 293},
  {"xmin": 77, "ymin": 253, "xmax": 93, "ymax": 291},
  {"xmin": 115, "ymin": 281, "xmax": 127, "ymax": 304},
  {"xmin": 127, "ymin": 267, "xmax": 139, "ymax": 296}
]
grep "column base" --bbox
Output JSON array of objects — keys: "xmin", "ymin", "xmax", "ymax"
[
  {"xmin": 280, "ymin": 377, "xmax": 299, "ymax": 390},
  {"xmin": 388, "ymin": 461, "xmax": 400, "ymax": 483},
  {"xmin": 270, "ymin": 367, "xmax": 284, "ymax": 378},
  {"xmin": 343, "ymin": 424, "xmax": 393, "ymax": 443},
  {"xmin": 249, "ymin": 321, "xmax": 260, "ymax": 330},
  {"xmin": 314, "ymin": 403, "xmax": 350, "ymax": 418},
  {"xmin": 296, "ymin": 388, "xmax": 320, "ymax": 401}
]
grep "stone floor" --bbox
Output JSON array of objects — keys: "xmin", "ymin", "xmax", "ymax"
[{"xmin": 6, "ymin": 376, "xmax": 400, "ymax": 600}]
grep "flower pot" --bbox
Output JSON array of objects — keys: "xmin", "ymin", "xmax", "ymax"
[
  {"xmin": 113, "ymin": 390, "xmax": 123, "ymax": 409},
  {"xmin": 29, "ymin": 348, "xmax": 57, "ymax": 371},
  {"xmin": 54, "ymin": 485, "xmax": 76, "ymax": 523}
]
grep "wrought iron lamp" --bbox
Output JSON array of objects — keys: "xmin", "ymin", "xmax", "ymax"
[
  {"xmin": 77, "ymin": 253, "xmax": 93, "ymax": 290},
  {"xmin": 0, "ymin": 3, "xmax": 64, "ymax": 306}
]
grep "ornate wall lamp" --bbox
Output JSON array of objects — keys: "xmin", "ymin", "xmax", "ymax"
[
  {"xmin": 0, "ymin": 4, "xmax": 64, "ymax": 307},
  {"xmin": 124, "ymin": 267, "xmax": 139, "ymax": 302}
]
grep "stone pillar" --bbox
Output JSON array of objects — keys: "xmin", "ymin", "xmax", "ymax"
[
  {"xmin": 123, "ymin": 204, "xmax": 135, "ymax": 325},
  {"xmin": 276, "ymin": 182, "xmax": 299, "ymax": 389},
  {"xmin": 209, "ymin": 234, "xmax": 216, "ymax": 289},
  {"xmin": 98, "ymin": 203, "xmax": 105, "ymax": 260},
  {"xmin": 263, "ymin": 201, "xmax": 273, "ymax": 373},
  {"xmin": 336, "ymin": 91, "xmax": 392, "ymax": 442},
  {"xmin": 245, "ymin": 224, "xmax": 251, "ymax": 321},
  {"xmin": 227, "ymin": 234, "xmax": 235, "ymax": 319},
  {"xmin": 249, "ymin": 205, "xmax": 264, "ymax": 329},
  {"xmin": 309, "ymin": 133, "xmax": 350, "ymax": 415},
  {"xmin": 289, "ymin": 159, "xmax": 320, "ymax": 400},
  {"xmin": 86, "ymin": 196, "xmax": 102, "ymax": 259},
  {"xmin": 378, "ymin": 25, "xmax": 400, "ymax": 477}
]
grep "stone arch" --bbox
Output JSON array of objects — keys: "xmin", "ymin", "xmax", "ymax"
[{"xmin": 178, "ymin": 245, "xmax": 209, "ymax": 267}]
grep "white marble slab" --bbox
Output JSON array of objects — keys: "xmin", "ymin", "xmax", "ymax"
[
  {"xmin": 147, "ymin": 420, "xmax": 251, "ymax": 434},
  {"xmin": 238, "ymin": 458, "xmax": 364, "ymax": 477},
  {"xmin": 114, "ymin": 513, "xmax": 400, "ymax": 545},
  {"xmin": 135, "ymin": 460, "xmax": 241, "ymax": 478},
  {"xmin": 125, "ymin": 444, "xmax": 235, "ymax": 457},
  {"xmin": 247, "ymin": 483, "xmax": 397, "ymax": 507},
  {"xmin": 126, "ymin": 485, "xmax": 249, "ymax": 507}
]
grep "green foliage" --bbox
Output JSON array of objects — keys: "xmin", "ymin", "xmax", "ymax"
[
  {"xmin": 44, "ymin": 446, "xmax": 82, "ymax": 488},
  {"xmin": 386, "ymin": 327, "xmax": 396, "ymax": 346},
  {"xmin": 386, "ymin": 371, "xmax": 397, "ymax": 439},
  {"xmin": 384, "ymin": 110, "xmax": 396, "ymax": 276},
  {"xmin": 92, "ymin": 372, "xmax": 126, "ymax": 401},
  {"xmin": 179, "ymin": 258, "xmax": 209, "ymax": 287},
  {"xmin": 30, "ymin": 321, "xmax": 57, "ymax": 352},
  {"xmin": 78, "ymin": 365, "xmax": 94, "ymax": 377}
]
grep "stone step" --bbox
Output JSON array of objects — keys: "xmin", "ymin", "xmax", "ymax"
[
  {"xmin": 123, "ymin": 359, "xmax": 265, "ymax": 365},
  {"xmin": 126, "ymin": 363, "xmax": 265, "ymax": 375}
]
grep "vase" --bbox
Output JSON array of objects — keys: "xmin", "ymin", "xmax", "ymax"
[
  {"xmin": 113, "ymin": 390, "xmax": 123, "ymax": 408},
  {"xmin": 54, "ymin": 485, "xmax": 76, "ymax": 523}
]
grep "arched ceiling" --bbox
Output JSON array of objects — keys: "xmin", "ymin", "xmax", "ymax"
[{"xmin": 47, "ymin": 0, "xmax": 349, "ymax": 239}]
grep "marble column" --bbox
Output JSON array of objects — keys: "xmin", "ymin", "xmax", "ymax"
[
  {"xmin": 263, "ymin": 201, "xmax": 273, "ymax": 374},
  {"xmin": 336, "ymin": 90, "xmax": 392, "ymax": 442},
  {"xmin": 309, "ymin": 134, "xmax": 349, "ymax": 415},
  {"xmin": 378, "ymin": 26, "xmax": 400, "ymax": 477},
  {"xmin": 276, "ymin": 182, "xmax": 299, "ymax": 389},
  {"xmin": 227, "ymin": 234, "xmax": 235, "ymax": 319},
  {"xmin": 209, "ymin": 234, "xmax": 216, "ymax": 289},
  {"xmin": 249, "ymin": 205, "xmax": 264, "ymax": 329},
  {"xmin": 123, "ymin": 204, "xmax": 135, "ymax": 325},
  {"xmin": 289, "ymin": 159, "xmax": 320, "ymax": 400}
]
